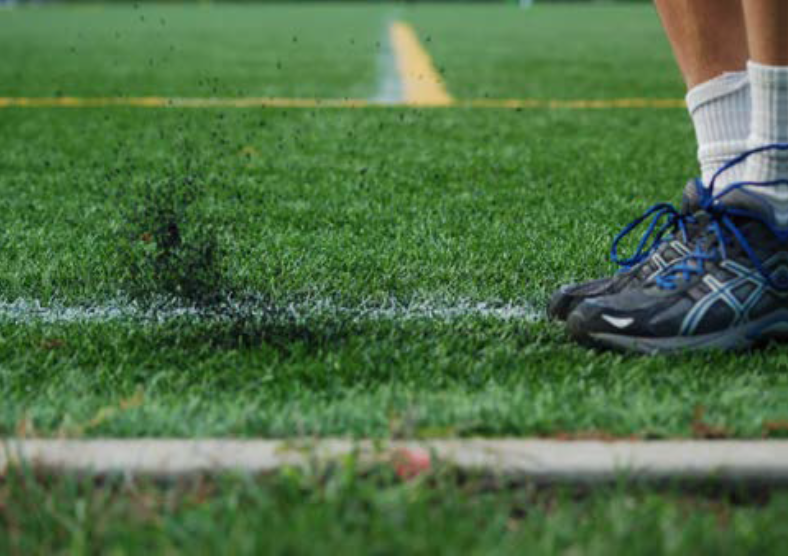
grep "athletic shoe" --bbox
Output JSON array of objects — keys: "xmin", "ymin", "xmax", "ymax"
[
  {"xmin": 567, "ymin": 145, "xmax": 788, "ymax": 354},
  {"xmin": 547, "ymin": 180, "xmax": 702, "ymax": 321}
]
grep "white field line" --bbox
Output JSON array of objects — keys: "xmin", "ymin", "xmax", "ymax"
[
  {"xmin": 373, "ymin": 18, "xmax": 403, "ymax": 104},
  {"xmin": 3, "ymin": 438, "xmax": 788, "ymax": 485},
  {"xmin": 0, "ymin": 297, "xmax": 543, "ymax": 325}
]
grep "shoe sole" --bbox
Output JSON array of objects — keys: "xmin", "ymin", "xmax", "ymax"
[{"xmin": 572, "ymin": 310, "xmax": 788, "ymax": 355}]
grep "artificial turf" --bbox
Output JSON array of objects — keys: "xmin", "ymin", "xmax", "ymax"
[
  {"xmin": 2, "ymin": 469, "xmax": 787, "ymax": 555},
  {"xmin": 406, "ymin": 3, "xmax": 686, "ymax": 100},
  {"xmin": 2, "ymin": 3, "xmax": 786, "ymax": 551},
  {"xmin": 0, "ymin": 4, "xmax": 380, "ymax": 98},
  {"xmin": 1, "ymin": 101, "xmax": 786, "ymax": 438},
  {"xmin": 0, "ymin": 3, "xmax": 685, "ymax": 101}
]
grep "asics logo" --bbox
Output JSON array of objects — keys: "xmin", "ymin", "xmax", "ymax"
[{"xmin": 602, "ymin": 315, "xmax": 634, "ymax": 329}]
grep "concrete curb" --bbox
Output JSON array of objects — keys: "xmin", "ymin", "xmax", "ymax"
[{"xmin": 2, "ymin": 439, "xmax": 787, "ymax": 486}]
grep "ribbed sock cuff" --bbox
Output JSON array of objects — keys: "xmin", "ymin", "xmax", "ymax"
[
  {"xmin": 745, "ymin": 62, "xmax": 788, "ymax": 221},
  {"xmin": 686, "ymin": 71, "xmax": 751, "ymax": 187},
  {"xmin": 748, "ymin": 61, "xmax": 788, "ymax": 87},
  {"xmin": 686, "ymin": 71, "xmax": 750, "ymax": 115},
  {"xmin": 748, "ymin": 61, "xmax": 788, "ymax": 145}
]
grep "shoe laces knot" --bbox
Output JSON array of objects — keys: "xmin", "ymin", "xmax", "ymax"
[
  {"xmin": 637, "ymin": 144, "xmax": 788, "ymax": 291},
  {"xmin": 609, "ymin": 203, "xmax": 693, "ymax": 270}
]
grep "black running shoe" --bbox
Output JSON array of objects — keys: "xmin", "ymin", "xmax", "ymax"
[
  {"xmin": 548, "ymin": 180, "xmax": 702, "ymax": 321},
  {"xmin": 567, "ymin": 145, "xmax": 788, "ymax": 354}
]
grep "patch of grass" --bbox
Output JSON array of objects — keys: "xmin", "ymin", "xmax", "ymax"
[
  {"xmin": 0, "ymin": 106, "xmax": 697, "ymax": 305},
  {"xmin": 0, "ymin": 4, "xmax": 785, "ymax": 440},
  {"xmin": 0, "ymin": 318, "xmax": 785, "ymax": 438},
  {"xmin": 1, "ymin": 468, "xmax": 786, "ymax": 555},
  {"xmin": 0, "ymin": 4, "xmax": 382, "ymax": 98},
  {"xmin": 0, "ymin": 105, "xmax": 785, "ymax": 438},
  {"xmin": 0, "ymin": 3, "xmax": 683, "ymax": 102},
  {"xmin": 406, "ymin": 3, "xmax": 684, "ymax": 99},
  {"xmin": 4, "ymin": 3, "xmax": 785, "ymax": 551}
]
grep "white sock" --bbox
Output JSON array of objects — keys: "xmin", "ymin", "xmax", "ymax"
[
  {"xmin": 686, "ymin": 71, "xmax": 750, "ymax": 191},
  {"xmin": 744, "ymin": 61, "xmax": 788, "ymax": 222}
]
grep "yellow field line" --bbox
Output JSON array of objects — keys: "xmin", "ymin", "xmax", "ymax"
[
  {"xmin": 464, "ymin": 98, "xmax": 687, "ymax": 109},
  {"xmin": 389, "ymin": 21, "xmax": 453, "ymax": 106},
  {"xmin": 0, "ymin": 97, "xmax": 686, "ymax": 109}
]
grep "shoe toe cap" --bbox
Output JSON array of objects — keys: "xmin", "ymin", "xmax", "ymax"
[{"xmin": 547, "ymin": 278, "xmax": 617, "ymax": 322}]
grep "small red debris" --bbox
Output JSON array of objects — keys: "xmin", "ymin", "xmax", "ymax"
[{"xmin": 391, "ymin": 448, "xmax": 431, "ymax": 480}]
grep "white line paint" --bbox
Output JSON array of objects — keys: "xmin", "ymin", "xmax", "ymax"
[
  {"xmin": 3, "ymin": 439, "xmax": 787, "ymax": 485},
  {"xmin": 0, "ymin": 296, "xmax": 543, "ymax": 325},
  {"xmin": 373, "ymin": 19, "xmax": 403, "ymax": 104}
]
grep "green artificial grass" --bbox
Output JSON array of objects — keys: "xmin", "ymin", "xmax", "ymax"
[
  {"xmin": 0, "ymin": 106, "xmax": 786, "ymax": 439},
  {"xmin": 0, "ymin": 3, "xmax": 785, "ymax": 438},
  {"xmin": 2, "ymin": 469, "xmax": 786, "ymax": 555},
  {"xmin": 0, "ymin": 4, "xmax": 381, "ymax": 98},
  {"xmin": 405, "ymin": 3, "xmax": 685, "ymax": 100},
  {"xmin": 2, "ymin": 3, "xmax": 786, "ymax": 552},
  {"xmin": 0, "ymin": 3, "xmax": 684, "ymax": 101}
]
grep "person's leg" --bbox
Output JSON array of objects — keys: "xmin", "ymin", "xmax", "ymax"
[
  {"xmin": 655, "ymin": 0, "xmax": 748, "ymax": 89},
  {"xmin": 742, "ymin": 0, "xmax": 788, "ymax": 223},
  {"xmin": 563, "ymin": 1, "xmax": 788, "ymax": 352},
  {"xmin": 742, "ymin": 0, "xmax": 788, "ymax": 65},
  {"xmin": 546, "ymin": 1, "xmax": 750, "ymax": 322},
  {"xmin": 655, "ymin": 0, "xmax": 750, "ymax": 190}
]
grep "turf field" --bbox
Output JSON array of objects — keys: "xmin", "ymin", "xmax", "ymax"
[
  {"xmin": 3, "ymin": 468, "xmax": 786, "ymax": 554},
  {"xmin": 0, "ymin": 4, "xmax": 379, "ymax": 98},
  {"xmin": 0, "ymin": 2, "xmax": 786, "ymax": 552}
]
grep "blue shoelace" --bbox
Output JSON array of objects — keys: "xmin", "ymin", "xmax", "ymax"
[
  {"xmin": 610, "ymin": 143, "xmax": 788, "ymax": 291},
  {"xmin": 610, "ymin": 202, "xmax": 695, "ymax": 270}
]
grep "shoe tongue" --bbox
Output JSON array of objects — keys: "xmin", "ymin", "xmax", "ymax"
[
  {"xmin": 712, "ymin": 187, "xmax": 783, "ymax": 228},
  {"xmin": 680, "ymin": 179, "xmax": 702, "ymax": 215},
  {"xmin": 685, "ymin": 179, "xmax": 785, "ymax": 228}
]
